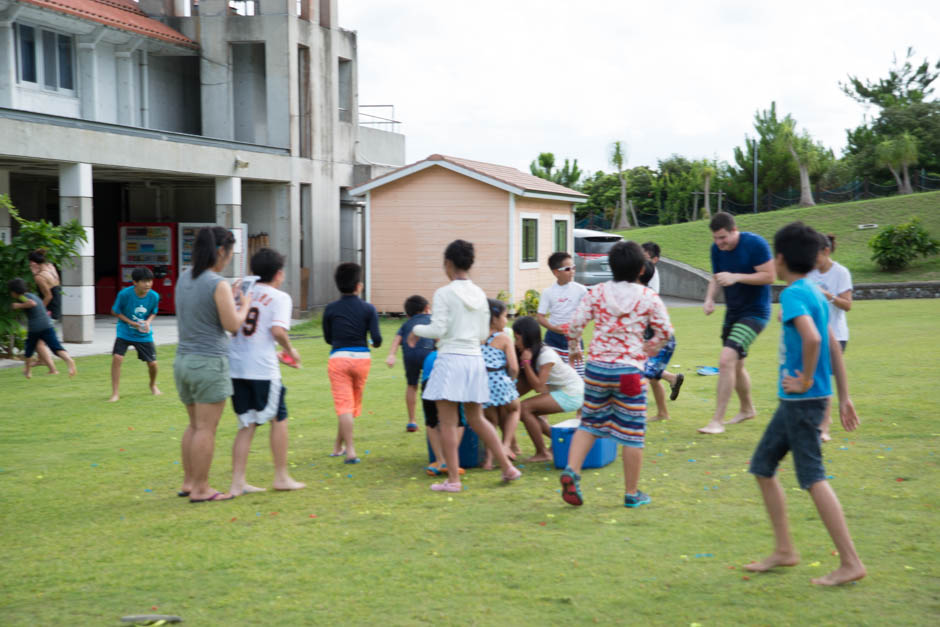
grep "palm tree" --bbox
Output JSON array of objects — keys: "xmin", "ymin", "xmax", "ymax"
[
  {"xmin": 530, "ymin": 152, "xmax": 556, "ymax": 180},
  {"xmin": 876, "ymin": 134, "xmax": 918, "ymax": 194},
  {"xmin": 610, "ymin": 141, "xmax": 637, "ymax": 229},
  {"xmin": 781, "ymin": 119, "xmax": 817, "ymax": 207},
  {"xmin": 701, "ymin": 161, "xmax": 716, "ymax": 218}
]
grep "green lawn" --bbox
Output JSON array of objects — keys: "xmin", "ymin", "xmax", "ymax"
[
  {"xmin": 617, "ymin": 192, "xmax": 940, "ymax": 283},
  {"xmin": 1, "ymin": 302, "xmax": 938, "ymax": 625}
]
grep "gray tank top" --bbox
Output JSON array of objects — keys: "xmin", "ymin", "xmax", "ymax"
[{"xmin": 175, "ymin": 268, "xmax": 229, "ymax": 356}]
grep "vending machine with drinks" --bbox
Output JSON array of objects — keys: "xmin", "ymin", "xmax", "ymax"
[{"xmin": 118, "ymin": 222, "xmax": 178, "ymax": 314}]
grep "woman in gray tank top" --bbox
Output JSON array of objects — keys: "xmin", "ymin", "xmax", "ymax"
[{"xmin": 175, "ymin": 226, "xmax": 252, "ymax": 503}]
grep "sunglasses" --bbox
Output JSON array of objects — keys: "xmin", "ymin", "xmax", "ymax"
[{"xmin": 557, "ymin": 266, "xmax": 575, "ymax": 272}]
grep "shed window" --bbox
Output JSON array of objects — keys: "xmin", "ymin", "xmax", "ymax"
[
  {"xmin": 554, "ymin": 219, "xmax": 568, "ymax": 253},
  {"xmin": 15, "ymin": 24, "xmax": 74, "ymax": 92},
  {"xmin": 521, "ymin": 218, "xmax": 538, "ymax": 263}
]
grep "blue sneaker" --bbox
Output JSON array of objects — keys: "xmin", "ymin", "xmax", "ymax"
[
  {"xmin": 624, "ymin": 491, "xmax": 651, "ymax": 508},
  {"xmin": 559, "ymin": 468, "xmax": 583, "ymax": 506}
]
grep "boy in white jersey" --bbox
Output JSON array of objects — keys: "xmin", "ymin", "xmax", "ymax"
[
  {"xmin": 228, "ymin": 248, "xmax": 305, "ymax": 495},
  {"xmin": 537, "ymin": 252, "xmax": 587, "ymax": 376}
]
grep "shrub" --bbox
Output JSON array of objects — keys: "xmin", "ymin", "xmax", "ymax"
[{"xmin": 869, "ymin": 218, "xmax": 940, "ymax": 272}]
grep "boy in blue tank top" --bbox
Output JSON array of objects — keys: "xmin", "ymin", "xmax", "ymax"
[{"xmin": 744, "ymin": 222, "xmax": 865, "ymax": 587}]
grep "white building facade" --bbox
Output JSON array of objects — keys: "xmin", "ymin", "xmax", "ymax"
[{"xmin": 0, "ymin": 0, "xmax": 405, "ymax": 341}]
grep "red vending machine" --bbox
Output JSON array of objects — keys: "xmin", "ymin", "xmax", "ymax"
[{"xmin": 118, "ymin": 222, "xmax": 178, "ymax": 314}]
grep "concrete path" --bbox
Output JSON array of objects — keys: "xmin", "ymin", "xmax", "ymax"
[{"xmin": 0, "ymin": 295, "xmax": 703, "ymax": 369}]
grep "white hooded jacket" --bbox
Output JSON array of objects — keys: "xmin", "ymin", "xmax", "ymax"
[{"xmin": 413, "ymin": 279, "xmax": 489, "ymax": 355}]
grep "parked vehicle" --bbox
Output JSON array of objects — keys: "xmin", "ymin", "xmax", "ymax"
[{"xmin": 573, "ymin": 228, "xmax": 625, "ymax": 285}]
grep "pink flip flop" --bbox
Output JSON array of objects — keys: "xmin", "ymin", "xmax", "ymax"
[{"xmin": 430, "ymin": 481, "xmax": 462, "ymax": 493}]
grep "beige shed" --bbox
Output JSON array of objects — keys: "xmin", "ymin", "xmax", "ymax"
[{"xmin": 349, "ymin": 154, "xmax": 587, "ymax": 313}]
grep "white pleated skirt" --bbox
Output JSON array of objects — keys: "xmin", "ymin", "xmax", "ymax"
[{"xmin": 422, "ymin": 352, "xmax": 490, "ymax": 404}]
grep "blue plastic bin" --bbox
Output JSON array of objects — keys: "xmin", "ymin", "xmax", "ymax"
[
  {"xmin": 426, "ymin": 405, "xmax": 486, "ymax": 468},
  {"xmin": 551, "ymin": 418, "xmax": 617, "ymax": 469}
]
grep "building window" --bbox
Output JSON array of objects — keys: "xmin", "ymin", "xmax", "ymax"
[
  {"xmin": 554, "ymin": 219, "xmax": 568, "ymax": 253},
  {"xmin": 15, "ymin": 24, "xmax": 74, "ymax": 93},
  {"xmin": 338, "ymin": 58, "xmax": 352, "ymax": 122},
  {"xmin": 521, "ymin": 217, "xmax": 538, "ymax": 264}
]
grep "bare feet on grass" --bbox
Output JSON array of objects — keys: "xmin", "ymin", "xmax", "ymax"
[
  {"xmin": 273, "ymin": 478, "xmax": 306, "ymax": 491},
  {"xmin": 697, "ymin": 420, "xmax": 725, "ymax": 435},
  {"xmin": 647, "ymin": 414, "xmax": 670, "ymax": 423},
  {"xmin": 151, "ymin": 385, "xmax": 162, "ymax": 396},
  {"xmin": 67, "ymin": 362, "xmax": 76, "ymax": 377},
  {"xmin": 230, "ymin": 484, "xmax": 267, "ymax": 496},
  {"xmin": 724, "ymin": 409, "xmax": 756, "ymax": 425},
  {"xmin": 820, "ymin": 431, "xmax": 832, "ymax": 443},
  {"xmin": 811, "ymin": 562, "xmax": 866, "ymax": 586},
  {"xmin": 743, "ymin": 551, "xmax": 800, "ymax": 572},
  {"xmin": 526, "ymin": 452, "xmax": 553, "ymax": 463},
  {"xmin": 107, "ymin": 394, "xmax": 119, "ymax": 402}
]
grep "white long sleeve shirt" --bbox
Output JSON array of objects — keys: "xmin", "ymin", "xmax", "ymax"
[{"xmin": 413, "ymin": 279, "xmax": 489, "ymax": 355}]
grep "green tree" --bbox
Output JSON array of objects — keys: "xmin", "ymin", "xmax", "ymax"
[
  {"xmin": 610, "ymin": 141, "xmax": 637, "ymax": 229},
  {"xmin": 530, "ymin": 152, "xmax": 582, "ymax": 189},
  {"xmin": 841, "ymin": 47, "xmax": 940, "ymax": 108},
  {"xmin": 875, "ymin": 132, "xmax": 919, "ymax": 194},
  {"xmin": 576, "ymin": 170, "xmax": 620, "ymax": 221},
  {"xmin": 552, "ymin": 158, "xmax": 583, "ymax": 189},
  {"xmin": 732, "ymin": 102, "xmax": 800, "ymax": 209},
  {"xmin": 780, "ymin": 119, "xmax": 831, "ymax": 207}
]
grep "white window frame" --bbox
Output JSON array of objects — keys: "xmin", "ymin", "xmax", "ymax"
[
  {"xmin": 553, "ymin": 214, "xmax": 572, "ymax": 254},
  {"xmin": 519, "ymin": 212, "xmax": 540, "ymax": 269},
  {"xmin": 14, "ymin": 22, "xmax": 77, "ymax": 97}
]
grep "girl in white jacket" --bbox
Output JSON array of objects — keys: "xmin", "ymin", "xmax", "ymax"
[{"xmin": 409, "ymin": 240, "xmax": 522, "ymax": 492}]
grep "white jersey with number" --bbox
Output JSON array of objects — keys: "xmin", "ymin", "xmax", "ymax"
[{"xmin": 229, "ymin": 283, "xmax": 292, "ymax": 380}]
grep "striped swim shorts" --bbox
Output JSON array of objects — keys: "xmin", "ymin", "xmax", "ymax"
[{"xmin": 578, "ymin": 361, "xmax": 647, "ymax": 448}]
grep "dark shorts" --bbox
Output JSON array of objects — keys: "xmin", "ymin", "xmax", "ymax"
[
  {"xmin": 421, "ymin": 379, "xmax": 466, "ymax": 429},
  {"xmin": 113, "ymin": 337, "xmax": 157, "ymax": 362},
  {"xmin": 838, "ymin": 340, "xmax": 847, "ymax": 353},
  {"xmin": 403, "ymin": 351, "xmax": 430, "ymax": 386},
  {"xmin": 643, "ymin": 336, "xmax": 676, "ymax": 380},
  {"xmin": 25, "ymin": 327, "xmax": 63, "ymax": 358},
  {"xmin": 721, "ymin": 316, "xmax": 767, "ymax": 359},
  {"xmin": 231, "ymin": 378, "xmax": 288, "ymax": 428},
  {"xmin": 749, "ymin": 398, "xmax": 828, "ymax": 489}
]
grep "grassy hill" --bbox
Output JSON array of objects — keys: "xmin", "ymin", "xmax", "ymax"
[{"xmin": 615, "ymin": 192, "xmax": 940, "ymax": 283}]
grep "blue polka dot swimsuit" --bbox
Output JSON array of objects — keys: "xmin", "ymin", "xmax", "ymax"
[{"xmin": 482, "ymin": 332, "xmax": 519, "ymax": 409}]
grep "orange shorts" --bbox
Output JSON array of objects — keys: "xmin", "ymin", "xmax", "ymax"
[{"xmin": 327, "ymin": 356, "xmax": 371, "ymax": 417}]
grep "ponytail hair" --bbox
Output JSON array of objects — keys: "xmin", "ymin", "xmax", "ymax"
[{"xmin": 192, "ymin": 226, "xmax": 235, "ymax": 278}]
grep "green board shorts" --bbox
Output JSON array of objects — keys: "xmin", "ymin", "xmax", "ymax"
[{"xmin": 174, "ymin": 353, "xmax": 233, "ymax": 405}]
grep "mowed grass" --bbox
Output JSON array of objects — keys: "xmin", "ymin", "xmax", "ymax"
[
  {"xmin": 617, "ymin": 191, "xmax": 940, "ymax": 283},
  {"xmin": 1, "ymin": 301, "xmax": 938, "ymax": 625}
]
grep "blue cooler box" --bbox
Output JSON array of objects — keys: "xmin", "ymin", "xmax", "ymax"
[
  {"xmin": 552, "ymin": 418, "xmax": 617, "ymax": 469},
  {"xmin": 427, "ymin": 406, "xmax": 486, "ymax": 468}
]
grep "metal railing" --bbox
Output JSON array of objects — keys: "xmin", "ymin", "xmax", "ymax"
[{"xmin": 358, "ymin": 105, "xmax": 401, "ymax": 133}]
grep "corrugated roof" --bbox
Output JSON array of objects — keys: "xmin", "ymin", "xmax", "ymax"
[
  {"xmin": 356, "ymin": 154, "xmax": 587, "ymax": 199},
  {"xmin": 19, "ymin": 0, "xmax": 198, "ymax": 49}
]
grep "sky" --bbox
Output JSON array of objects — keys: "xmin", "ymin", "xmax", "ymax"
[{"xmin": 340, "ymin": 0, "xmax": 940, "ymax": 176}]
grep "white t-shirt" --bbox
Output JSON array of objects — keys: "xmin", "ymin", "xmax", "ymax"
[
  {"xmin": 538, "ymin": 281, "xmax": 588, "ymax": 326},
  {"xmin": 229, "ymin": 283, "xmax": 293, "ymax": 380},
  {"xmin": 537, "ymin": 347, "xmax": 584, "ymax": 397},
  {"xmin": 807, "ymin": 261, "xmax": 852, "ymax": 341},
  {"xmin": 648, "ymin": 265, "xmax": 660, "ymax": 294}
]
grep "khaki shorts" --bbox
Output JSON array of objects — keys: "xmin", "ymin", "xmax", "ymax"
[{"xmin": 174, "ymin": 354, "xmax": 233, "ymax": 405}]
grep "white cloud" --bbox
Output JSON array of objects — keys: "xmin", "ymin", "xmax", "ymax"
[{"xmin": 342, "ymin": 0, "xmax": 940, "ymax": 174}]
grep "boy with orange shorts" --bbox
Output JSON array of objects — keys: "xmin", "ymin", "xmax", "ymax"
[{"xmin": 322, "ymin": 263, "xmax": 382, "ymax": 464}]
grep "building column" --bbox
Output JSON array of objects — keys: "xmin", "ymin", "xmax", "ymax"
[
  {"xmin": 270, "ymin": 183, "xmax": 299, "ymax": 309},
  {"xmin": 215, "ymin": 176, "xmax": 242, "ymax": 278},
  {"xmin": 0, "ymin": 170, "xmax": 11, "ymax": 245},
  {"xmin": 59, "ymin": 163, "xmax": 95, "ymax": 343},
  {"xmin": 0, "ymin": 16, "xmax": 18, "ymax": 109}
]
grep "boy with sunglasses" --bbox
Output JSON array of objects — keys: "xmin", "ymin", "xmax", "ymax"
[{"xmin": 537, "ymin": 252, "xmax": 587, "ymax": 376}]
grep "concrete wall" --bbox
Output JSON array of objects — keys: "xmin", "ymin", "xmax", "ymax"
[
  {"xmin": 358, "ymin": 126, "xmax": 405, "ymax": 166},
  {"xmin": 657, "ymin": 256, "xmax": 723, "ymax": 303},
  {"xmin": 148, "ymin": 55, "xmax": 200, "ymax": 134}
]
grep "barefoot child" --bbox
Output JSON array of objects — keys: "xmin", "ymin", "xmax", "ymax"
[
  {"xmin": 109, "ymin": 267, "xmax": 161, "ymax": 401},
  {"xmin": 481, "ymin": 299, "xmax": 520, "ymax": 469},
  {"xmin": 744, "ymin": 222, "xmax": 865, "ymax": 586},
  {"xmin": 513, "ymin": 316, "xmax": 584, "ymax": 463},
  {"xmin": 637, "ymin": 261, "xmax": 684, "ymax": 421},
  {"xmin": 8, "ymin": 278, "xmax": 76, "ymax": 378},
  {"xmin": 537, "ymin": 252, "xmax": 587, "ymax": 376},
  {"xmin": 385, "ymin": 295, "xmax": 434, "ymax": 432},
  {"xmin": 408, "ymin": 239, "xmax": 521, "ymax": 491},
  {"xmin": 323, "ymin": 262, "xmax": 382, "ymax": 464},
  {"xmin": 228, "ymin": 248, "xmax": 305, "ymax": 495},
  {"xmin": 559, "ymin": 241, "xmax": 672, "ymax": 508}
]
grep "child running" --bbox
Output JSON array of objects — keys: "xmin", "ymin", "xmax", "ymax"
[
  {"xmin": 559, "ymin": 241, "xmax": 672, "ymax": 508},
  {"xmin": 744, "ymin": 222, "xmax": 864, "ymax": 586},
  {"xmin": 385, "ymin": 295, "xmax": 435, "ymax": 432},
  {"xmin": 323, "ymin": 262, "xmax": 382, "ymax": 464},
  {"xmin": 8, "ymin": 278, "xmax": 76, "ymax": 378},
  {"xmin": 637, "ymin": 261, "xmax": 684, "ymax": 421},
  {"xmin": 481, "ymin": 299, "xmax": 520, "ymax": 469},
  {"xmin": 807, "ymin": 233, "xmax": 852, "ymax": 443},
  {"xmin": 228, "ymin": 248, "xmax": 305, "ymax": 495},
  {"xmin": 537, "ymin": 252, "xmax": 587, "ymax": 376},
  {"xmin": 513, "ymin": 315, "xmax": 584, "ymax": 462},
  {"xmin": 108, "ymin": 267, "xmax": 161, "ymax": 401},
  {"xmin": 408, "ymin": 239, "xmax": 521, "ymax": 491}
]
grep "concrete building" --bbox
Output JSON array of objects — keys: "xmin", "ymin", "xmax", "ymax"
[
  {"xmin": 0, "ymin": 0, "xmax": 405, "ymax": 341},
  {"xmin": 349, "ymin": 154, "xmax": 587, "ymax": 313}
]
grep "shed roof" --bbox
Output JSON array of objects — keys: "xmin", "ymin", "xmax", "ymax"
[
  {"xmin": 349, "ymin": 154, "xmax": 588, "ymax": 202},
  {"xmin": 18, "ymin": 0, "xmax": 198, "ymax": 49}
]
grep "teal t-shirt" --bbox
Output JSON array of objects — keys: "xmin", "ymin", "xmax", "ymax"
[
  {"xmin": 112, "ymin": 286, "xmax": 160, "ymax": 342},
  {"xmin": 778, "ymin": 278, "xmax": 831, "ymax": 400}
]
